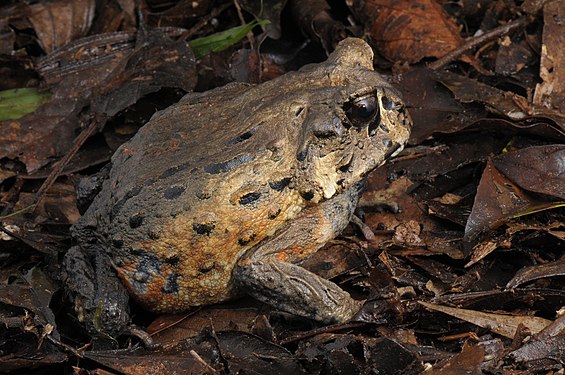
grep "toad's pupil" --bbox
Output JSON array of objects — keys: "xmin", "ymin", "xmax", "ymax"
[
  {"xmin": 354, "ymin": 98, "xmax": 376, "ymax": 118},
  {"xmin": 345, "ymin": 95, "xmax": 379, "ymax": 127}
]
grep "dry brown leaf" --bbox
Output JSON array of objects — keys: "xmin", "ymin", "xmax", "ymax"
[
  {"xmin": 28, "ymin": 0, "xmax": 95, "ymax": 53},
  {"xmin": 351, "ymin": 0, "xmax": 463, "ymax": 63},
  {"xmin": 419, "ymin": 301, "xmax": 552, "ymax": 339}
]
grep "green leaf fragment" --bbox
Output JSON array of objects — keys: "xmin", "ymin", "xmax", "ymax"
[
  {"xmin": 189, "ymin": 19, "xmax": 270, "ymax": 58},
  {"xmin": 0, "ymin": 88, "xmax": 50, "ymax": 121}
]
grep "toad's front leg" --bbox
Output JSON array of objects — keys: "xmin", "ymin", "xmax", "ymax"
[{"xmin": 233, "ymin": 186, "xmax": 364, "ymax": 323}]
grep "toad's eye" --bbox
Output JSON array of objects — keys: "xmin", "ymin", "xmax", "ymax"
[{"xmin": 344, "ymin": 94, "xmax": 379, "ymax": 128}]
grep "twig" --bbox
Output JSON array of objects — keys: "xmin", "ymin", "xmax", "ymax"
[
  {"xmin": 428, "ymin": 16, "xmax": 533, "ymax": 70},
  {"xmin": 45, "ymin": 333, "xmax": 85, "ymax": 359},
  {"xmin": 33, "ymin": 113, "xmax": 106, "ymax": 211},
  {"xmin": 234, "ymin": 0, "xmax": 256, "ymax": 46},
  {"xmin": 279, "ymin": 321, "xmax": 366, "ymax": 345},
  {"xmin": 190, "ymin": 350, "xmax": 221, "ymax": 375}
]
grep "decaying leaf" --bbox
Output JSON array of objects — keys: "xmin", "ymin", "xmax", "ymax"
[
  {"xmin": 493, "ymin": 144, "xmax": 565, "ymax": 201},
  {"xmin": 510, "ymin": 313, "xmax": 565, "ymax": 365},
  {"xmin": 290, "ymin": 0, "xmax": 349, "ymax": 52}
]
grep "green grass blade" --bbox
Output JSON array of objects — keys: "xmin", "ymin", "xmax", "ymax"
[
  {"xmin": 0, "ymin": 88, "xmax": 50, "ymax": 121},
  {"xmin": 189, "ymin": 19, "xmax": 270, "ymax": 58}
]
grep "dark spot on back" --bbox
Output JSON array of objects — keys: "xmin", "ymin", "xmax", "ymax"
[
  {"xmin": 301, "ymin": 191, "xmax": 314, "ymax": 201},
  {"xmin": 193, "ymin": 223, "xmax": 215, "ymax": 235},
  {"xmin": 129, "ymin": 214, "xmax": 144, "ymax": 228},
  {"xmin": 164, "ymin": 186, "xmax": 186, "ymax": 199},
  {"xmin": 227, "ymin": 128, "xmax": 256, "ymax": 145},
  {"xmin": 339, "ymin": 159, "xmax": 353, "ymax": 173},
  {"xmin": 164, "ymin": 254, "xmax": 180, "ymax": 266},
  {"xmin": 161, "ymin": 273, "xmax": 179, "ymax": 294},
  {"xmin": 239, "ymin": 192, "xmax": 261, "ymax": 206},
  {"xmin": 204, "ymin": 154, "xmax": 254, "ymax": 174},
  {"xmin": 112, "ymin": 238, "xmax": 124, "ymax": 248},
  {"xmin": 269, "ymin": 178, "xmax": 291, "ymax": 191},
  {"xmin": 159, "ymin": 162, "xmax": 190, "ymax": 179}
]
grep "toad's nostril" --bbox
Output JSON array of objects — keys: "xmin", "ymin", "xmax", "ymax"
[{"xmin": 297, "ymin": 148, "xmax": 308, "ymax": 161}]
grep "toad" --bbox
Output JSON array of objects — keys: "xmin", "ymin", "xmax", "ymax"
[{"xmin": 63, "ymin": 38, "xmax": 412, "ymax": 336}]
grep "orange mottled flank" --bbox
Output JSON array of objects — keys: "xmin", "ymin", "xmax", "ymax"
[{"xmin": 115, "ymin": 186, "xmax": 306, "ymax": 312}]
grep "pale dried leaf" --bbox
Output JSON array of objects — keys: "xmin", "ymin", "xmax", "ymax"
[{"xmin": 419, "ymin": 301, "xmax": 552, "ymax": 339}]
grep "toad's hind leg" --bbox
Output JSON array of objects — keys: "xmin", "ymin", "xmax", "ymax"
[{"xmin": 233, "ymin": 185, "xmax": 364, "ymax": 323}]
